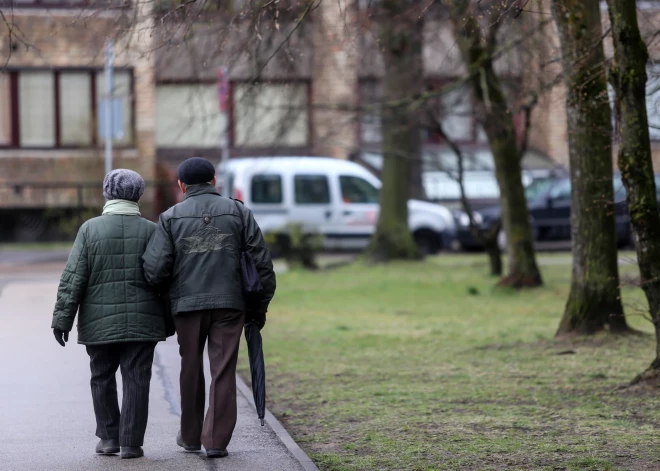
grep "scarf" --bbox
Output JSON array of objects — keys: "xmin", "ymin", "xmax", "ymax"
[{"xmin": 102, "ymin": 199, "xmax": 141, "ymax": 216}]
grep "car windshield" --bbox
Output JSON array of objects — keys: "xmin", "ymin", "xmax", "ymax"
[{"xmin": 525, "ymin": 178, "xmax": 556, "ymax": 200}]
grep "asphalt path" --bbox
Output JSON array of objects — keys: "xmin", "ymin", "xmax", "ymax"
[{"xmin": 0, "ymin": 277, "xmax": 306, "ymax": 471}]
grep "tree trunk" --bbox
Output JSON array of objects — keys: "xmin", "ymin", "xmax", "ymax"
[
  {"xmin": 447, "ymin": 0, "xmax": 542, "ymax": 288},
  {"xmin": 607, "ymin": 0, "xmax": 660, "ymax": 382},
  {"xmin": 366, "ymin": 0, "xmax": 423, "ymax": 262},
  {"xmin": 552, "ymin": 0, "xmax": 628, "ymax": 335}
]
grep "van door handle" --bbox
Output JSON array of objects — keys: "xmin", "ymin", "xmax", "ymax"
[
  {"xmin": 325, "ymin": 210, "xmax": 332, "ymax": 220},
  {"xmin": 343, "ymin": 210, "xmax": 352, "ymax": 216}
]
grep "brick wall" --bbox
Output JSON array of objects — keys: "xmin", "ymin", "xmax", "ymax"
[{"xmin": 0, "ymin": 2, "xmax": 157, "ymax": 215}]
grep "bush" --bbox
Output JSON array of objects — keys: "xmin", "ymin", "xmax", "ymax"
[{"xmin": 264, "ymin": 223, "xmax": 323, "ymax": 270}]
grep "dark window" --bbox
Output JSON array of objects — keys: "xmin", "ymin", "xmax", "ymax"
[
  {"xmin": 294, "ymin": 175, "xmax": 330, "ymax": 204},
  {"xmin": 0, "ymin": 69, "xmax": 134, "ymax": 149},
  {"xmin": 340, "ymin": 175, "xmax": 379, "ymax": 204},
  {"xmin": 251, "ymin": 174, "xmax": 283, "ymax": 204}
]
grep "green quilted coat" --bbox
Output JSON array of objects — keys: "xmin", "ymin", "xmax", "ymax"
[{"xmin": 51, "ymin": 215, "xmax": 169, "ymax": 345}]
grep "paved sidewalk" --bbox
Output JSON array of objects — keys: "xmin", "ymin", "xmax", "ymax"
[{"xmin": 0, "ymin": 279, "xmax": 310, "ymax": 471}]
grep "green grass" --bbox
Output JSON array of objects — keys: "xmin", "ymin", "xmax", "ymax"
[
  {"xmin": 238, "ymin": 256, "xmax": 660, "ymax": 471},
  {"xmin": 0, "ymin": 242, "xmax": 72, "ymax": 251}
]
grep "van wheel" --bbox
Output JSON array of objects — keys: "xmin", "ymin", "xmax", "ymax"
[{"xmin": 414, "ymin": 229, "xmax": 441, "ymax": 256}]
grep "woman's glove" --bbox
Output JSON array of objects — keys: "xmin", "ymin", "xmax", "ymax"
[{"xmin": 53, "ymin": 328, "xmax": 69, "ymax": 347}]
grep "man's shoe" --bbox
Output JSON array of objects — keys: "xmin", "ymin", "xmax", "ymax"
[
  {"xmin": 95, "ymin": 439, "xmax": 119, "ymax": 455},
  {"xmin": 206, "ymin": 449, "xmax": 228, "ymax": 459},
  {"xmin": 120, "ymin": 446, "xmax": 144, "ymax": 459},
  {"xmin": 177, "ymin": 431, "xmax": 202, "ymax": 452}
]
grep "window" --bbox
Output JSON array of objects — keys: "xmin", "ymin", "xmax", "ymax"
[
  {"xmin": 19, "ymin": 72, "xmax": 55, "ymax": 146},
  {"xmin": 251, "ymin": 174, "xmax": 283, "ymax": 204},
  {"xmin": 549, "ymin": 179, "xmax": 571, "ymax": 200},
  {"xmin": 96, "ymin": 71, "xmax": 133, "ymax": 146},
  {"xmin": 340, "ymin": 176, "xmax": 379, "ymax": 203},
  {"xmin": 358, "ymin": 79, "xmax": 508, "ymax": 146},
  {"xmin": 294, "ymin": 175, "xmax": 330, "ymax": 204},
  {"xmin": 0, "ymin": 69, "xmax": 134, "ymax": 148},
  {"xmin": 233, "ymin": 82, "xmax": 309, "ymax": 147},
  {"xmin": 156, "ymin": 84, "xmax": 226, "ymax": 148},
  {"xmin": 359, "ymin": 80, "xmax": 383, "ymax": 145}
]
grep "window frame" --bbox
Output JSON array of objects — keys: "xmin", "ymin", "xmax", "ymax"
[
  {"xmin": 293, "ymin": 174, "xmax": 331, "ymax": 205},
  {"xmin": 0, "ymin": 67, "xmax": 136, "ymax": 150},
  {"xmin": 229, "ymin": 79, "xmax": 313, "ymax": 150},
  {"xmin": 250, "ymin": 173, "xmax": 284, "ymax": 205}
]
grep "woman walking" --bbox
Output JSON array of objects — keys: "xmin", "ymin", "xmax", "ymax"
[{"xmin": 51, "ymin": 169, "xmax": 172, "ymax": 459}]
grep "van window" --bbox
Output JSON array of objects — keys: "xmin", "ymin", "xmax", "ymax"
[
  {"xmin": 251, "ymin": 174, "xmax": 283, "ymax": 204},
  {"xmin": 340, "ymin": 176, "xmax": 379, "ymax": 203},
  {"xmin": 294, "ymin": 175, "xmax": 330, "ymax": 204}
]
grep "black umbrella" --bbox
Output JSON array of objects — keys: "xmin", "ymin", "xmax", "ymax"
[{"xmin": 245, "ymin": 320, "xmax": 266, "ymax": 426}]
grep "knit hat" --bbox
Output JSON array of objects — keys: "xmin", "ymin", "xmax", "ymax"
[
  {"xmin": 103, "ymin": 169, "xmax": 145, "ymax": 202},
  {"xmin": 177, "ymin": 157, "xmax": 216, "ymax": 185}
]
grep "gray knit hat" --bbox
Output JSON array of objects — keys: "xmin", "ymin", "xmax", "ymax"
[{"xmin": 103, "ymin": 169, "xmax": 145, "ymax": 202}]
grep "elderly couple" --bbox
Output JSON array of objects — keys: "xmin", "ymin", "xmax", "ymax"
[{"xmin": 50, "ymin": 157, "xmax": 276, "ymax": 459}]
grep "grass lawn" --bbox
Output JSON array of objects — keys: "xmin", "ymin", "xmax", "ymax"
[
  {"xmin": 238, "ymin": 256, "xmax": 660, "ymax": 471},
  {"xmin": 0, "ymin": 242, "xmax": 73, "ymax": 252}
]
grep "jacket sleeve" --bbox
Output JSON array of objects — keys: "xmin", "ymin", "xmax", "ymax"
[
  {"xmin": 242, "ymin": 206, "xmax": 276, "ymax": 313},
  {"xmin": 51, "ymin": 226, "xmax": 89, "ymax": 332},
  {"xmin": 142, "ymin": 214, "xmax": 175, "ymax": 290}
]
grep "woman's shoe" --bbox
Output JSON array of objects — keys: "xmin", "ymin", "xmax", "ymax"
[
  {"xmin": 120, "ymin": 446, "xmax": 144, "ymax": 459},
  {"xmin": 95, "ymin": 439, "xmax": 119, "ymax": 455}
]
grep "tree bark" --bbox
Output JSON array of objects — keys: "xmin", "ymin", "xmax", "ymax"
[
  {"xmin": 366, "ymin": 0, "xmax": 423, "ymax": 262},
  {"xmin": 607, "ymin": 0, "xmax": 660, "ymax": 382},
  {"xmin": 552, "ymin": 0, "xmax": 628, "ymax": 335},
  {"xmin": 447, "ymin": 0, "xmax": 542, "ymax": 288}
]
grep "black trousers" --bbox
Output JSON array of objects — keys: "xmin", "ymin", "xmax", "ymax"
[{"xmin": 86, "ymin": 342, "xmax": 157, "ymax": 447}]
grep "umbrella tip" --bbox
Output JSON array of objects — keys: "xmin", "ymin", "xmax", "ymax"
[{"xmin": 260, "ymin": 418, "xmax": 265, "ymax": 427}]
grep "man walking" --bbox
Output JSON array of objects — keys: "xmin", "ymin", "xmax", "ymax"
[{"xmin": 142, "ymin": 157, "xmax": 276, "ymax": 458}]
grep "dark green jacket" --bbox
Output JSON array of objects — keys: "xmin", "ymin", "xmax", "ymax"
[
  {"xmin": 142, "ymin": 184, "xmax": 276, "ymax": 315},
  {"xmin": 51, "ymin": 215, "xmax": 169, "ymax": 345}
]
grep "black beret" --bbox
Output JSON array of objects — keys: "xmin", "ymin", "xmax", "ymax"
[{"xmin": 177, "ymin": 157, "xmax": 216, "ymax": 185}]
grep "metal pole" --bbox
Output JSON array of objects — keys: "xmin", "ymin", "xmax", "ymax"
[
  {"xmin": 104, "ymin": 39, "xmax": 114, "ymax": 176},
  {"xmin": 218, "ymin": 67, "xmax": 230, "ymax": 196},
  {"xmin": 222, "ymin": 119, "xmax": 230, "ymax": 196}
]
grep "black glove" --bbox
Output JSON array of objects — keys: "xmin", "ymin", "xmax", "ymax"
[
  {"xmin": 53, "ymin": 328, "xmax": 69, "ymax": 347},
  {"xmin": 246, "ymin": 311, "xmax": 266, "ymax": 330}
]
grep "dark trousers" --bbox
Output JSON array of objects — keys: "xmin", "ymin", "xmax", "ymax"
[
  {"xmin": 174, "ymin": 309, "xmax": 244, "ymax": 451},
  {"xmin": 86, "ymin": 342, "xmax": 157, "ymax": 447}
]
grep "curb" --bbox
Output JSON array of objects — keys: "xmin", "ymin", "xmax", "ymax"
[{"xmin": 235, "ymin": 375, "xmax": 319, "ymax": 471}]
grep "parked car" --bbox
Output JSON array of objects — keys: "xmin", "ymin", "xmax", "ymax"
[
  {"xmin": 216, "ymin": 157, "xmax": 457, "ymax": 254},
  {"xmin": 349, "ymin": 149, "xmax": 564, "ymax": 208},
  {"xmin": 455, "ymin": 172, "xmax": 660, "ymax": 250}
]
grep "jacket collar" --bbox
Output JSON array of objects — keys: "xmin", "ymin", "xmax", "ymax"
[{"xmin": 184, "ymin": 183, "xmax": 220, "ymax": 200}]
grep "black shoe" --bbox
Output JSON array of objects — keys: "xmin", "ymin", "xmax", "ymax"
[
  {"xmin": 95, "ymin": 439, "xmax": 119, "ymax": 455},
  {"xmin": 177, "ymin": 431, "xmax": 202, "ymax": 452},
  {"xmin": 206, "ymin": 449, "xmax": 228, "ymax": 459},
  {"xmin": 120, "ymin": 446, "xmax": 144, "ymax": 459}
]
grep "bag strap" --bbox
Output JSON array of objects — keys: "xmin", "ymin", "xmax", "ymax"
[{"xmin": 230, "ymin": 197, "xmax": 246, "ymax": 251}]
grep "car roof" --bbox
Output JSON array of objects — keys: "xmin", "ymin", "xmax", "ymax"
[{"xmin": 221, "ymin": 156, "xmax": 375, "ymax": 176}]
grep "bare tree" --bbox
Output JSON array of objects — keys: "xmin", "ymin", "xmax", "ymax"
[
  {"xmin": 365, "ymin": 0, "xmax": 425, "ymax": 261},
  {"xmin": 551, "ymin": 0, "xmax": 629, "ymax": 335},
  {"xmin": 445, "ymin": 0, "xmax": 542, "ymax": 288},
  {"xmin": 606, "ymin": 0, "xmax": 660, "ymax": 381}
]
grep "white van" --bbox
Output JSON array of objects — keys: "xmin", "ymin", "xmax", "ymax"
[{"xmin": 216, "ymin": 157, "xmax": 456, "ymax": 254}]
